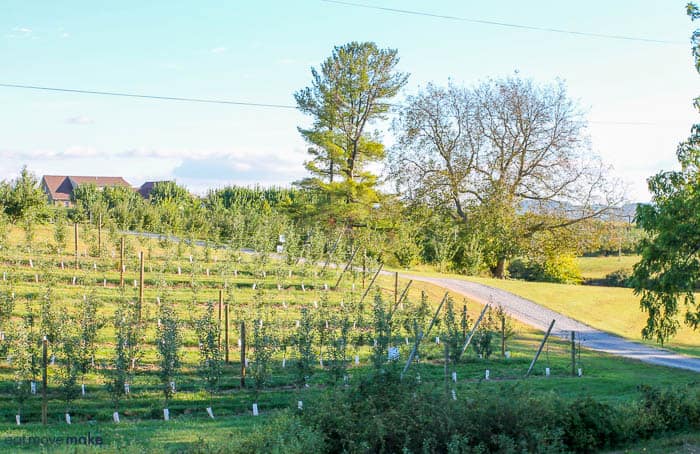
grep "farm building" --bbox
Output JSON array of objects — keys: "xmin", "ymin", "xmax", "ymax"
[{"xmin": 41, "ymin": 175, "xmax": 132, "ymax": 207}]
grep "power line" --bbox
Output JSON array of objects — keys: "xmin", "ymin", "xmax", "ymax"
[
  {"xmin": 0, "ymin": 83, "xmax": 298, "ymax": 109},
  {"xmin": 0, "ymin": 82, "xmax": 671, "ymax": 127},
  {"xmin": 321, "ymin": 0, "xmax": 684, "ymax": 45}
]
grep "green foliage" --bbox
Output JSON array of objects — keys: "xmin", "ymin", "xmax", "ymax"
[
  {"xmin": 370, "ymin": 292, "xmax": 391, "ymax": 371},
  {"xmin": 327, "ymin": 315, "xmax": 350, "ymax": 384},
  {"xmin": 631, "ymin": 5, "xmax": 700, "ymax": 344},
  {"xmin": 10, "ymin": 321, "xmax": 34, "ymax": 416},
  {"xmin": 472, "ymin": 308, "xmax": 496, "ymax": 359},
  {"xmin": 148, "ymin": 181, "xmax": 191, "ymax": 205},
  {"xmin": 156, "ymin": 298, "xmax": 180, "ymax": 406},
  {"xmin": 76, "ymin": 289, "xmax": 104, "ymax": 377},
  {"xmin": 0, "ymin": 166, "xmax": 46, "ymax": 222},
  {"xmin": 494, "ymin": 304, "xmax": 515, "ymax": 356},
  {"xmin": 53, "ymin": 210, "xmax": 67, "ymax": 253},
  {"xmin": 0, "ymin": 212, "xmax": 9, "ymax": 250},
  {"xmin": 195, "ymin": 301, "xmax": 222, "ymax": 399},
  {"xmin": 251, "ymin": 316, "xmax": 275, "ymax": 394},
  {"xmin": 228, "ymin": 411, "xmax": 325, "ymax": 454},
  {"xmin": 108, "ymin": 300, "xmax": 129, "ymax": 410},
  {"xmin": 441, "ymin": 296, "xmax": 463, "ymax": 365},
  {"xmin": 294, "ymin": 307, "xmax": 315, "ymax": 387},
  {"xmin": 295, "ymin": 41, "xmax": 409, "ymax": 225},
  {"xmin": 57, "ymin": 320, "xmax": 81, "ymax": 412},
  {"xmin": 391, "ymin": 78, "xmax": 617, "ymax": 278},
  {"xmin": 508, "ymin": 254, "xmax": 582, "ymax": 284},
  {"xmin": 602, "ymin": 268, "xmax": 633, "ymax": 288},
  {"xmin": 300, "ymin": 373, "xmax": 700, "ymax": 453},
  {"xmin": 390, "ymin": 223, "xmax": 421, "ymax": 269}
]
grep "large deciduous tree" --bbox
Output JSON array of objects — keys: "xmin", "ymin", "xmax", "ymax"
[
  {"xmin": 630, "ymin": 3, "xmax": 700, "ymax": 345},
  {"xmin": 295, "ymin": 41, "xmax": 408, "ymax": 224},
  {"xmin": 390, "ymin": 78, "xmax": 620, "ymax": 277}
]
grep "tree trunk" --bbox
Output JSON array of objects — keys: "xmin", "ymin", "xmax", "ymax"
[{"xmin": 491, "ymin": 258, "xmax": 507, "ymax": 279}]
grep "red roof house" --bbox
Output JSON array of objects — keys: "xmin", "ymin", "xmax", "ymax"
[{"xmin": 41, "ymin": 175, "xmax": 131, "ymax": 206}]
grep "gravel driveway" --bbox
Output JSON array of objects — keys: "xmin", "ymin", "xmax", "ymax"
[{"xmin": 402, "ymin": 274, "xmax": 700, "ymax": 373}]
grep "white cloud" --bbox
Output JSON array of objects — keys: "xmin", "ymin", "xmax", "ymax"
[
  {"xmin": 13, "ymin": 27, "xmax": 32, "ymax": 34},
  {"xmin": 65, "ymin": 115, "xmax": 94, "ymax": 125},
  {"xmin": 121, "ymin": 147, "xmax": 304, "ymax": 164},
  {"xmin": 210, "ymin": 46, "xmax": 227, "ymax": 54},
  {"xmin": 0, "ymin": 146, "xmax": 101, "ymax": 160}
]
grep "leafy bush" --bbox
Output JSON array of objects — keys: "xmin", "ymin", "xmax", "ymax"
[
  {"xmin": 228, "ymin": 411, "xmax": 325, "ymax": 454},
  {"xmin": 294, "ymin": 373, "xmax": 700, "ymax": 454},
  {"xmin": 508, "ymin": 255, "xmax": 582, "ymax": 284},
  {"xmin": 563, "ymin": 397, "xmax": 621, "ymax": 452}
]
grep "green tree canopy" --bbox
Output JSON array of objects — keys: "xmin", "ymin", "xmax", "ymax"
[
  {"xmin": 390, "ymin": 79, "xmax": 620, "ymax": 277},
  {"xmin": 631, "ymin": 3, "xmax": 700, "ymax": 344},
  {"xmin": 0, "ymin": 166, "xmax": 46, "ymax": 222},
  {"xmin": 295, "ymin": 41, "xmax": 409, "ymax": 225}
]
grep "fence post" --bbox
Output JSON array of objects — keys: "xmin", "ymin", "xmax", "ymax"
[
  {"xmin": 394, "ymin": 272, "xmax": 399, "ymax": 307},
  {"xmin": 224, "ymin": 302, "xmax": 229, "ymax": 364},
  {"xmin": 571, "ymin": 331, "xmax": 576, "ymax": 376},
  {"xmin": 41, "ymin": 336, "xmax": 48, "ymax": 425},
  {"xmin": 218, "ymin": 290, "xmax": 223, "ymax": 349},
  {"xmin": 98, "ymin": 213, "xmax": 102, "ymax": 255},
  {"xmin": 74, "ymin": 223, "xmax": 79, "ymax": 269},
  {"xmin": 526, "ymin": 319, "xmax": 556, "ymax": 377},
  {"xmin": 359, "ymin": 264, "xmax": 384, "ymax": 305},
  {"xmin": 240, "ymin": 321, "xmax": 246, "ymax": 387},
  {"xmin": 119, "ymin": 237, "xmax": 125, "ymax": 287}
]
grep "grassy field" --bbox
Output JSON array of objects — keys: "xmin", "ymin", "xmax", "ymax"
[
  {"xmin": 576, "ymin": 255, "xmax": 640, "ymax": 280},
  {"xmin": 0, "ymin": 224, "xmax": 698, "ymax": 452},
  {"xmin": 463, "ymin": 276, "xmax": 700, "ymax": 358},
  {"xmin": 398, "ymin": 260, "xmax": 700, "ymax": 358}
]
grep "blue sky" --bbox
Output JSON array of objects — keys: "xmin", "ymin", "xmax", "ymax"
[{"xmin": 1, "ymin": 0, "xmax": 698, "ymax": 201}]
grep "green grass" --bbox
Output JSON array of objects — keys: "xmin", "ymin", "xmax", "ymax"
[
  {"xmin": 576, "ymin": 255, "xmax": 640, "ymax": 280},
  {"xmin": 0, "ymin": 224, "xmax": 698, "ymax": 451},
  {"xmin": 397, "ymin": 265, "xmax": 700, "ymax": 358}
]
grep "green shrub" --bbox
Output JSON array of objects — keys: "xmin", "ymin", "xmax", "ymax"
[
  {"xmin": 508, "ymin": 255, "xmax": 582, "ymax": 284},
  {"xmin": 602, "ymin": 268, "xmax": 632, "ymax": 288},
  {"xmin": 296, "ymin": 374, "xmax": 699, "ymax": 453},
  {"xmin": 563, "ymin": 397, "xmax": 621, "ymax": 452},
  {"xmin": 228, "ymin": 411, "xmax": 325, "ymax": 454}
]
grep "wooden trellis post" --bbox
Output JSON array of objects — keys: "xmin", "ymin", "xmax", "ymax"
[
  {"xmin": 394, "ymin": 272, "xmax": 399, "ymax": 306},
  {"xmin": 358, "ymin": 263, "xmax": 383, "ymax": 305},
  {"xmin": 571, "ymin": 331, "xmax": 576, "ymax": 376},
  {"xmin": 74, "ymin": 223, "xmax": 79, "ymax": 269},
  {"xmin": 224, "ymin": 302, "xmax": 230, "ymax": 364},
  {"xmin": 97, "ymin": 213, "xmax": 102, "ymax": 255},
  {"xmin": 333, "ymin": 246, "xmax": 360, "ymax": 290},
  {"xmin": 138, "ymin": 251, "xmax": 144, "ymax": 322},
  {"xmin": 240, "ymin": 321, "xmax": 246, "ymax": 387},
  {"xmin": 120, "ymin": 237, "xmax": 125, "ymax": 287},
  {"xmin": 402, "ymin": 292, "xmax": 449, "ymax": 378},
  {"xmin": 457, "ymin": 304, "xmax": 490, "ymax": 361},
  {"xmin": 41, "ymin": 336, "xmax": 48, "ymax": 425},
  {"xmin": 526, "ymin": 319, "xmax": 556, "ymax": 377},
  {"xmin": 218, "ymin": 290, "xmax": 223, "ymax": 349}
]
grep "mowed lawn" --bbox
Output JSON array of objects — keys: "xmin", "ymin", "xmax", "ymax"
[{"xmin": 575, "ymin": 255, "xmax": 640, "ymax": 280}]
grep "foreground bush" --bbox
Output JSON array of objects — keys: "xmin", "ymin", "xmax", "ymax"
[
  {"xmin": 244, "ymin": 368, "xmax": 700, "ymax": 453},
  {"xmin": 508, "ymin": 255, "xmax": 582, "ymax": 284}
]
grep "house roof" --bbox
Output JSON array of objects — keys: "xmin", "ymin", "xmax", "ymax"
[
  {"xmin": 41, "ymin": 175, "xmax": 131, "ymax": 201},
  {"xmin": 138, "ymin": 181, "xmax": 161, "ymax": 199}
]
